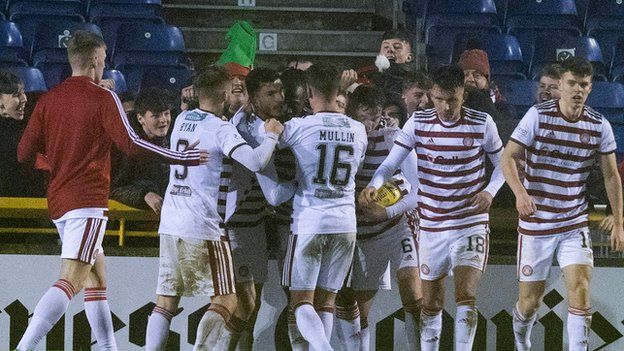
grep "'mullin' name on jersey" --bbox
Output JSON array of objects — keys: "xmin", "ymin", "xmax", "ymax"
[
  {"xmin": 319, "ymin": 130, "xmax": 355, "ymax": 143},
  {"xmin": 179, "ymin": 122, "xmax": 197, "ymax": 132}
]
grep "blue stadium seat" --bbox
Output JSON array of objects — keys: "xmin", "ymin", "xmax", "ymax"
[
  {"xmin": 2, "ymin": 66, "xmax": 46, "ymax": 92},
  {"xmin": 122, "ymin": 65, "xmax": 191, "ymax": 95},
  {"xmin": 505, "ymin": 0, "xmax": 581, "ymax": 31},
  {"xmin": 402, "ymin": 0, "xmax": 427, "ymax": 31},
  {"xmin": 88, "ymin": 1, "xmax": 161, "ymax": 23},
  {"xmin": 8, "ymin": 0, "xmax": 83, "ymax": 21},
  {"xmin": 31, "ymin": 21, "xmax": 101, "ymax": 65},
  {"xmin": 588, "ymin": 30, "xmax": 623, "ymax": 68},
  {"xmin": 585, "ymin": 81, "xmax": 624, "ymax": 123},
  {"xmin": 33, "ymin": 62, "xmax": 71, "ymax": 89},
  {"xmin": 102, "ymin": 69, "xmax": 127, "ymax": 94},
  {"xmin": 497, "ymin": 79, "xmax": 538, "ymax": 117},
  {"xmin": 530, "ymin": 35, "xmax": 607, "ymax": 81},
  {"xmin": 13, "ymin": 16, "xmax": 82, "ymax": 57},
  {"xmin": 425, "ymin": 0, "xmax": 499, "ymax": 30},
  {"xmin": 585, "ymin": 0, "xmax": 624, "ymax": 32},
  {"xmin": 113, "ymin": 23, "xmax": 187, "ymax": 69},
  {"xmin": 426, "ymin": 25, "xmax": 502, "ymax": 69},
  {"xmin": 611, "ymin": 38, "xmax": 624, "ymax": 83},
  {"xmin": 95, "ymin": 16, "xmax": 164, "ymax": 64},
  {"xmin": 0, "ymin": 20, "xmax": 27, "ymax": 66},
  {"xmin": 452, "ymin": 33, "xmax": 525, "ymax": 79}
]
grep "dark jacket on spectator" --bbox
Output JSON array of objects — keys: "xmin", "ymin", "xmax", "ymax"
[
  {"xmin": 0, "ymin": 117, "xmax": 46, "ymax": 197},
  {"xmin": 110, "ymin": 114, "xmax": 170, "ymax": 209}
]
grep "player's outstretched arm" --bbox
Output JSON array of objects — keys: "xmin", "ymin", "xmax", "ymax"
[
  {"xmin": 361, "ymin": 143, "xmax": 411, "ymax": 206},
  {"xmin": 255, "ymin": 159, "xmax": 296, "ymax": 206},
  {"xmin": 385, "ymin": 149, "xmax": 420, "ymax": 218},
  {"xmin": 502, "ymin": 141, "xmax": 536, "ymax": 217},
  {"xmin": 230, "ymin": 119, "xmax": 284, "ymax": 172},
  {"xmin": 600, "ymin": 153, "xmax": 624, "ymax": 251},
  {"xmin": 103, "ymin": 91, "xmax": 207, "ymax": 165}
]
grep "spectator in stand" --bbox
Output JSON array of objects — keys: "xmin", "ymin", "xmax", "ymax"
[
  {"xmin": 224, "ymin": 62, "xmax": 251, "ymax": 118},
  {"xmin": 459, "ymin": 49, "xmax": 516, "ymax": 121},
  {"xmin": 536, "ymin": 64, "xmax": 562, "ymax": 104},
  {"xmin": 110, "ymin": 87, "xmax": 173, "ymax": 214},
  {"xmin": 0, "ymin": 70, "xmax": 46, "ymax": 197},
  {"xmin": 382, "ymin": 98, "xmax": 408, "ymax": 128},
  {"xmin": 402, "ymin": 70, "xmax": 433, "ymax": 115}
]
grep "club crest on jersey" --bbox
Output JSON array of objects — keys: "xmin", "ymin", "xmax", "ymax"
[
  {"xmin": 579, "ymin": 133, "xmax": 591, "ymax": 143},
  {"xmin": 420, "ymin": 264, "xmax": 430, "ymax": 275},
  {"xmin": 522, "ymin": 265, "xmax": 533, "ymax": 276},
  {"xmin": 184, "ymin": 111, "xmax": 207, "ymax": 121},
  {"xmin": 463, "ymin": 137, "xmax": 474, "ymax": 147}
]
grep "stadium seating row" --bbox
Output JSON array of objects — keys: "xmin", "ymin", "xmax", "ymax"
[{"xmin": 0, "ymin": 19, "xmax": 192, "ymax": 93}]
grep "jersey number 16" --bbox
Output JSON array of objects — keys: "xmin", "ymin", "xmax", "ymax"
[{"xmin": 313, "ymin": 144, "xmax": 354, "ymax": 186}]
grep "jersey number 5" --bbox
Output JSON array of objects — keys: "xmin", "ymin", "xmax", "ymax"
[
  {"xmin": 313, "ymin": 144, "xmax": 354, "ymax": 186},
  {"xmin": 174, "ymin": 139, "xmax": 189, "ymax": 180}
]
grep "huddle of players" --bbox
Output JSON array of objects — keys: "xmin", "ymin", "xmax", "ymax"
[
  {"xmin": 147, "ymin": 55, "xmax": 623, "ymax": 351},
  {"xmin": 13, "ymin": 29, "xmax": 622, "ymax": 351}
]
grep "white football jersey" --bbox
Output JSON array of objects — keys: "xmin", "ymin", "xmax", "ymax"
[
  {"xmin": 281, "ymin": 112, "xmax": 368, "ymax": 235},
  {"xmin": 159, "ymin": 109, "xmax": 247, "ymax": 241}
]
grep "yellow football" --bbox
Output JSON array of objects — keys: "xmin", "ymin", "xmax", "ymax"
[{"xmin": 374, "ymin": 182, "xmax": 402, "ymax": 207}]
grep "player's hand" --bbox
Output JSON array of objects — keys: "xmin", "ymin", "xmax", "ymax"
[
  {"xmin": 469, "ymin": 191, "xmax": 494, "ymax": 214},
  {"xmin": 340, "ymin": 69, "xmax": 358, "ymax": 91},
  {"xmin": 265, "ymin": 118, "xmax": 284, "ymax": 135},
  {"xmin": 359, "ymin": 202, "xmax": 388, "ymax": 222},
  {"xmin": 144, "ymin": 192, "xmax": 163, "ymax": 215},
  {"xmin": 181, "ymin": 85, "xmax": 196, "ymax": 103},
  {"xmin": 600, "ymin": 214, "xmax": 615, "ymax": 233},
  {"xmin": 610, "ymin": 225, "xmax": 624, "ymax": 252},
  {"xmin": 358, "ymin": 186, "xmax": 378, "ymax": 206},
  {"xmin": 516, "ymin": 190, "xmax": 537, "ymax": 218},
  {"xmin": 98, "ymin": 79, "xmax": 115, "ymax": 91},
  {"xmin": 187, "ymin": 140, "xmax": 209, "ymax": 164}
]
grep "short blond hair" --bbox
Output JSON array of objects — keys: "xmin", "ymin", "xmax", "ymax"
[{"xmin": 67, "ymin": 30, "xmax": 106, "ymax": 70}]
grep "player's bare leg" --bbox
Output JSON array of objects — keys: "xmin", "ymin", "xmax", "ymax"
[
  {"xmin": 146, "ymin": 295, "xmax": 181, "ymax": 351},
  {"xmin": 17, "ymin": 258, "xmax": 92, "ymax": 350},
  {"xmin": 84, "ymin": 253, "xmax": 118, "ymax": 350},
  {"xmin": 563, "ymin": 264, "xmax": 592, "ymax": 351},
  {"xmin": 420, "ymin": 276, "xmax": 445, "ymax": 351},
  {"xmin": 194, "ymin": 293, "xmax": 238, "ymax": 351},
  {"xmin": 238, "ymin": 283, "xmax": 264, "ymax": 351},
  {"xmin": 398, "ymin": 267, "xmax": 422, "ymax": 351},
  {"xmin": 335, "ymin": 287, "xmax": 361, "ymax": 351},
  {"xmin": 453, "ymin": 266, "xmax": 482, "ymax": 351},
  {"xmin": 226, "ymin": 280, "xmax": 257, "ymax": 350},
  {"xmin": 513, "ymin": 281, "xmax": 545, "ymax": 351},
  {"xmin": 291, "ymin": 289, "xmax": 334, "ymax": 351},
  {"xmin": 353, "ymin": 290, "xmax": 376, "ymax": 351}
]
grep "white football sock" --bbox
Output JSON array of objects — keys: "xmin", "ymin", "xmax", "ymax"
[
  {"xmin": 84, "ymin": 287, "xmax": 118, "ymax": 350},
  {"xmin": 294, "ymin": 303, "xmax": 333, "ymax": 351},
  {"xmin": 194, "ymin": 304, "xmax": 231, "ymax": 351},
  {"xmin": 317, "ymin": 308, "xmax": 334, "ymax": 341},
  {"xmin": 512, "ymin": 303, "xmax": 537, "ymax": 351},
  {"xmin": 146, "ymin": 305, "xmax": 174, "ymax": 351},
  {"xmin": 17, "ymin": 279, "xmax": 75, "ymax": 351},
  {"xmin": 288, "ymin": 309, "xmax": 309, "ymax": 351},
  {"xmin": 360, "ymin": 318, "xmax": 370, "ymax": 351},
  {"xmin": 455, "ymin": 305, "xmax": 478, "ymax": 351},
  {"xmin": 335, "ymin": 301, "xmax": 361, "ymax": 351},
  {"xmin": 420, "ymin": 310, "xmax": 442, "ymax": 351},
  {"xmin": 567, "ymin": 307, "xmax": 592, "ymax": 351},
  {"xmin": 404, "ymin": 301, "xmax": 421, "ymax": 351}
]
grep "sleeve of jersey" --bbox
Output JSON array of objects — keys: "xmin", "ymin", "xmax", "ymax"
[
  {"xmin": 17, "ymin": 102, "xmax": 45, "ymax": 164},
  {"xmin": 385, "ymin": 149, "xmax": 420, "ymax": 218},
  {"xmin": 227, "ymin": 126, "xmax": 279, "ymax": 172},
  {"xmin": 483, "ymin": 115, "xmax": 504, "ymax": 154},
  {"xmin": 509, "ymin": 107, "xmax": 538, "ymax": 148},
  {"xmin": 255, "ymin": 158, "xmax": 297, "ymax": 206},
  {"xmin": 394, "ymin": 116, "xmax": 417, "ymax": 151},
  {"xmin": 103, "ymin": 92, "xmax": 201, "ymax": 165},
  {"xmin": 368, "ymin": 143, "xmax": 411, "ymax": 189},
  {"xmin": 598, "ymin": 118, "xmax": 617, "ymax": 154},
  {"xmin": 279, "ymin": 119, "xmax": 299, "ymax": 149}
]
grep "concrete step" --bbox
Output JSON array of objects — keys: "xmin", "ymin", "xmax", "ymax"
[
  {"xmin": 163, "ymin": 7, "xmax": 384, "ymax": 31},
  {"xmin": 182, "ymin": 27, "xmax": 382, "ymax": 55}
]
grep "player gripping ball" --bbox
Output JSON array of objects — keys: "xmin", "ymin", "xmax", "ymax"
[{"xmin": 374, "ymin": 182, "xmax": 402, "ymax": 207}]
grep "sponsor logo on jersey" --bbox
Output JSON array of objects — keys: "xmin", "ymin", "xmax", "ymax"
[
  {"xmin": 463, "ymin": 137, "xmax": 474, "ymax": 147},
  {"xmin": 322, "ymin": 116, "xmax": 350, "ymax": 128},
  {"xmin": 170, "ymin": 185, "xmax": 192, "ymax": 197},
  {"xmin": 185, "ymin": 111, "xmax": 207, "ymax": 121},
  {"xmin": 314, "ymin": 189, "xmax": 345, "ymax": 199}
]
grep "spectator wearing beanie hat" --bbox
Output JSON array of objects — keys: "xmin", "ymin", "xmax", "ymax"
[{"xmin": 459, "ymin": 49, "xmax": 517, "ymax": 123}]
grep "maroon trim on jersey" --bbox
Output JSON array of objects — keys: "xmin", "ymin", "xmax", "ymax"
[
  {"xmin": 509, "ymin": 137, "xmax": 530, "ymax": 148},
  {"xmin": 597, "ymin": 149, "xmax": 616, "ymax": 155},
  {"xmin": 419, "ymin": 163, "xmax": 484, "ymax": 177},
  {"xmin": 527, "ymin": 146, "xmax": 594, "ymax": 162},
  {"xmin": 521, "ymin": 210, "xmax": 588, "ymax": 224},
  {"xmin": 536, "ymin": 203, "xmax": 586, "ymax": 214},
  {"xmin": 394, "ymin": 140, "xmax": 413, "ymax": 150},
  {"xmin": 228, "ymin": 142, "xmax": 248, "ymax": 158},
  {"xmin": 416, "ymin": 142, "xmax": 479, "ymax": 152},
  {"xmin": 357, "ymin": 214, "xmax": 404, "ymax": 239},
  {"xmin": 534, "ymin": 135, "xmax": 598, "ymax": 150},
  {"xmin": 419, "ymin": 221, "xmax": 489, "ymax": 233},
  {"xmin": 538, "ymin": 122, "xmax": 602, "ymax": 137},
  {"xmin": 419, "ymin": 186, "xmax": 485, "ymax": 202},
  {"xmin": 486, "ymin": 145, "xmax": 503, "ymax": 154},
  {"xmin": 518, "ymin": 221, "xmax": 588, "ymax": 236},
  {"xmin": 418, "ymin": 211, "xmax": 484, "ymax": 222},
  {"xmin": 419, "ymin": 176, "xmax": 486, "ymax": 190},
  {"xmin": 417, "ymin": 149, "xmax": 484, "ymax": 165},
  {"xmin": 355, "ymin": 174, "xmax": 373, "ymax": 182},
  {"xmin": 415, "ymin": 130, "xmax": 484, "ymax": 139},
  {"xmin": 525, "ymin": 174, "xmax": 586, "ymax": 188},
  {"xmin": 527, "ymin": 189, "xmax": 585, "ymax": 201},
  {"xmin": 366, "ymin": 149, "xmax": 389, "ymax": 157},
  {"xmin": 526, "ymin": 159, "xmax": 592, "ymax": 175},
  {"xmin": 418, "ymin": 201, "xmax": 470, "ymax": 214}
]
